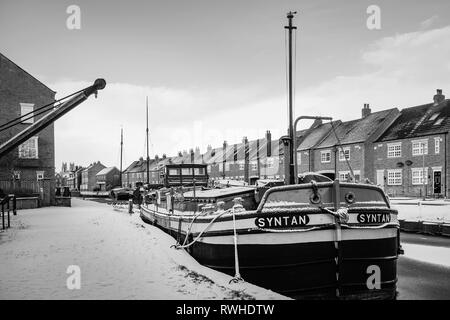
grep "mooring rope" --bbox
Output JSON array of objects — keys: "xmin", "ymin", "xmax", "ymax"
[{"xmin": 229, "ymin": 205, "xmax": 244, "ymax": 284}]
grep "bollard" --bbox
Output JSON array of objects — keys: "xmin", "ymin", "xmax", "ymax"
[{"xmin": 128, "ymin": 199, "xmax": 133, "ymax": 214}]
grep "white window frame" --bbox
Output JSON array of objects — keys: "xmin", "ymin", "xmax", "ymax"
[
  {"xmin": 296, "ymin": 152, "xmax": 301, "ymax": 165},
  {"xmin": 13, "ymin": 171, "xmax": 21, "ymax": 180},
  {"xmin": 251, "ymin": 161, "xmax": 258, "ymax": 171},
  {"xmin": 18, "ymin": 136, "xmax": 39, "ymax": 159},
  {"xmin": 36, "ymin": 171, "xmax": 44, "ymax": 180},
  {"xmin": 435, "ymin": 138, "xmax": 440, "ymax": 154},
  {"xmin": 338, "ymin": 147, "xmax": 351, "ymax": 161},
  {"xmin": 338, "ymin": 171, "xmax": 350, "ymax": 182},
  {"xmin": 266, "ymin": 157, "xmax": 274, "ymax": 169},
  {"xmin": 20, "ymin": 103, "xmax": 34, "ymax": 124},
  {"xmin": 412, "ymin": 139, "xmax": 428, "ymax": 156},
  {"xmin": 411, "ymin": 167, "xmax": 428, "ymax": 185},
  {"xmin": 387, "ymin": 142, "xmax": 402, "ymax": 158},
  {"xmin": 387, "ymin": 169, "xmax": 402, "ymax": 186},
  {"xmin": 321, "ymin": 150, "xmax": 331, "ymax": 163}
]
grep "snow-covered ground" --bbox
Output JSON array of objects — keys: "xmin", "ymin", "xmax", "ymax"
[
  {"xmin": 402, "ymin": 243, "xmax": 450, "ymax": 267},
  {"xmin": 0, "ymin": 198, "xmax": 287, "ymax": 300},
  {"xmin": 391, "ymin": 200, "xmax": 450, "ymax": 223}
]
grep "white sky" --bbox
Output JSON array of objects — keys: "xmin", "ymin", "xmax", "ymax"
[{"xmin": 1, "ymin": 0, "xmax": 449, "ymax": 171}]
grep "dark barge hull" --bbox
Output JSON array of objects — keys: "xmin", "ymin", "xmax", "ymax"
[
  {"xmin": 140, "ymin": 209, "xmax": 398, "ymax": 300},
  {"xmin": 140, "ymin": 181, "xmax": 400, "ymax": 299}
]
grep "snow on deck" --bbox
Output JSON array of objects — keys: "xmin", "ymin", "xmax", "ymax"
[{"xmin": 0, "ymin": 198, "xmax": 287, "ymax": 300}]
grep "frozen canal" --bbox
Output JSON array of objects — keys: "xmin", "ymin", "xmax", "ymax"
[{"xmin": 0, "ymin": 198, "xmax": 285, "ymax": 300}]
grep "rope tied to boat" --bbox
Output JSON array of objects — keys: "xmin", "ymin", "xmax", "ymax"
[{"xmin": 229, "ymin": 198, "xmax": 244, "ymax": 284}]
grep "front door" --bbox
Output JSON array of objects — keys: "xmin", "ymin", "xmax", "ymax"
[{"xmin": 433, "ymin": 171, "xmax": 442, "ymax": 194}]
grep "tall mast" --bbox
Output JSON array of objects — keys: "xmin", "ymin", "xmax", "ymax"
[
  {"xmin": 120, "ymin": 127, "xmax": 123, "ymax": 186},
  {"xmin": 285, "ymin": 11, "xmax": 297, "ymax": 185},
  {"xmin": 146, "ymin": 96, "xmax": 150, "ymax": 185}
]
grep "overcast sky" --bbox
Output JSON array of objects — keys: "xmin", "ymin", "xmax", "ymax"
[{"xmin": 1, "ymin": 0, "xmax": 449, "ymax": 171}]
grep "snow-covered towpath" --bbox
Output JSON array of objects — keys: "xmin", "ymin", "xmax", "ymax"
[{"xmin": 0, "ymin": 198, "xmax": 287, "ymax": 300}]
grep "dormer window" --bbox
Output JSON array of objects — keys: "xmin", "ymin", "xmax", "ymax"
[{"xmin": 429, "ymin": 113, "xmax": 440, "ymax": 121}]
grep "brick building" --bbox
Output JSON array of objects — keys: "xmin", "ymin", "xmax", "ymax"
[
  {"xmin": 95, "ymin": 166, "xmax": 120, "ymax": 191},
  {"xmin": 374, "ymin": 90, "xmax": 449, "ymax": 198},
  {"xmin": 0, "ymin": 53, "xmax": 56, "ymax": 206},
  {"xmin": 300, "ymin": 106, "xmax": 399, "ymax": 182},
  {"xmin": 80, "ymin": 161, "xmax": 106, "ymax": 191}
]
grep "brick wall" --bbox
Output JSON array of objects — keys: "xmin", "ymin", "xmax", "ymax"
[
  {"xmin": 373, "ymin": 134, "xmax": 448, "ymax": 197},
  {"xmin": 0, "ymin": 54, "xmax": 56, "ymax": 205}
]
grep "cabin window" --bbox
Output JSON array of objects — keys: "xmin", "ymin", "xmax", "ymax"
[
  {"xmin": 411, "ymin": 168, "xmax": 428, "ymax": 185},
  {"xmin": 20, "ymin": 103, "xmax": 34, "ymax": 124},
  {"xmin": 169, "ymin": 168, "xmax": 179, "ymax": 175},
  {"xmin": 387, "ymin": 169, "xmax": 402, "ymax": 185},
  {"xmin": 181, "ymin": 168, "xmax": 193, "ymax": 175},
  {"xmin": 18, "ymin": 136, "xmax": 39, "ymax": 159},
  {"xmin": 321, "ymin": 150, "xmax": 331, "ymax": 163},
  {"xmin": 412, "ymin": 140, "xmax": 428, "ymax": 156},
  {"xmin": 338, "ymin": 147, "xmax": 350, "ymax": 161},
  {"xmin": 387, "ymin": 142, "xmax": 402, "ymax": 158},
  {"xmin": 194, "ymin": 168, "xmax": 205, "ymax": 175}
]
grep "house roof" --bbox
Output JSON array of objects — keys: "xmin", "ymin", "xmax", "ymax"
[
  {"xmin": 316, "ymin": 109, "xmax": 396, "ymax": 148},
  {"xmin": 297, "ymin": 122, "xmax": 335, "ymax": 151},
  {"xmin": 96, "ymin": 167, "xmax": 118, "ymax": 176},
  {"xmin": 0, "ymin": 52, "xmax": 55, "ymax": 94},
  {"xmin": 377, "ymin": 99, "xmax": 450, "ymax": 142}
]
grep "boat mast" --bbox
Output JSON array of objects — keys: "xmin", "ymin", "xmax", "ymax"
[
  {"xmin": 120, "ymin": 127, "xmax": 123, "ymax": 186},
  {"xmin": 146, "ymin": 97, "xmax": 150, "ymax": 186},
  {"xmin": 285, "ymin": 11, "xmax": 297, "ymax": 185}
]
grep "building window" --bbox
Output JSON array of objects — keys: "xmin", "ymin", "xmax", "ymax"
[
  {"xmin": 387, "ymin": 142, "xmax": 402, "ymax": 158},
  {"xmin": 435, "ymin": 138, "xmax": 440, "ymax": 154},
  {"xmin": 36, "ymin": 171, "xmax": 44, "ymax": 180},
  {"xmin": 266, "ymin": 157, "xmax": 274, "ymax": 168},
  {"xmin": 412, "ymin": 168, "xmax": 428, "ymax": 185},
  {"xmin": 18, "ymin": 136, "xmax": 39, "ymax": 159},
  {"xmin": 339, "ymin": 171, "xmax": 350, "ymax": 182},
  {"xmin": 387, "ymin": 169, "xmax": 402, "ymax": 186},
  {"xmin": 354, "ymin": 170, "xmax": 361, "ymax": 182},
  {"xmin": 13, "ymin": 171, "xmax": 21, "ymax": 180},
  {"xmin": 338, "ymin": 148, "xmax": 350, "ymax": 161},
  {"xmin": 296, "ymin": 152, "xmax": 301, "ymax": 165},
  {"xmin": 20, "ymin": 103, "xmax": 34, "ymax": 124},
  {"xmin": 251, "ymin": 162, "xmax": 258, "ymax": 171},
  {"xmin": 238, "ymin": 161, "xmax": 244, "ymax": 170},
  {"xmin": 412, "ymin": 140, "xmax": 428, "ymax": 156},
  {"xmin": 321, "ymin": 150, "xmax": 331, "ymax": 163}
]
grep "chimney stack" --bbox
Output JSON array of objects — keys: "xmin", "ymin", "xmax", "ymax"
[
  {"xmin": 162, "ymin": 153, "xmax": 167, "ymax": 159},
  {"xmin": 433, "ymin": 89, "xmax": 445, "ymax": 105},
  {"xmin": 190, "ymin": 148, "xmax": 195, "ymax": 163},
  {"xmin": 362, "ymin": 103, "xmax": 372, "ymax": 118},
  {"xmin": 266, "ymin": 130, "xmax": 272, "ymax": 157}
]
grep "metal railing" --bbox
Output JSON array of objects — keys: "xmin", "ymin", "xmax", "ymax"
[{"xmin": 1, "ymin": 194, "xmax": 17, "ymax": 230}]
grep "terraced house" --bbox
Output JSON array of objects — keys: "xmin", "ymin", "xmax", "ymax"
[
  {"xmin": 374, "ymin": 90, "xmax": 450, "ymax": 198},
  {"xmin": 298, "ymin": 105, "xmax": 399, "ymax": 182}
]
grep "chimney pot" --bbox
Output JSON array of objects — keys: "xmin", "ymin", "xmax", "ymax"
[
  {"xmin": 434, "ymin": 89, "xmax": 445, "ymax": 104},
  {"xmin": 362, "ymin": 103, "xmax": 371, "ymax": 118}
]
